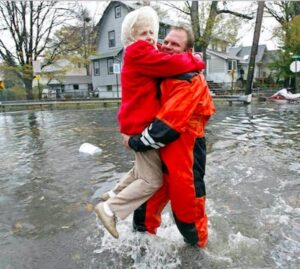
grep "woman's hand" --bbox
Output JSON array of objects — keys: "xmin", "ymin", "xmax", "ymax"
[{"xmin": 121, "ymin": 133, "xmax": 130, "ymax": 148}]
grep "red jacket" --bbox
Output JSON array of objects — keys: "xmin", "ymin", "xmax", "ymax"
[
  {"xmin": 157, "ymin": 74, "xmax": 216, "ymax": 138},
  {"xmin": 118, "ymin": 40, "xmax": 205, "ymax": 135}
]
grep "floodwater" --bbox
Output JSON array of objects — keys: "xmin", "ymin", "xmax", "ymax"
[{"xmin": 0, "ymin": 103, "xmax": 299, "ymax": 269}]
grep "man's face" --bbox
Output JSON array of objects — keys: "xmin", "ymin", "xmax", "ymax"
[{"xmin": 161, "ymin": 29, "xmax": 188, "ymax": 54}]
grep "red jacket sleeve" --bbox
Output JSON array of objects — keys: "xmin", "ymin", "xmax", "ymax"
[{"xmin": 124, "ymin": 40, "xmax": 205, "ymax": 77}]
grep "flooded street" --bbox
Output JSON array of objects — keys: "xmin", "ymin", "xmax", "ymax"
[{"xmin": 0, "ymin": 103, "xmax": 299, "ymax": 269}]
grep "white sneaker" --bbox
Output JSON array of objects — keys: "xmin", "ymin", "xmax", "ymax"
[
  {"xmin": 94, "ymin": 203, "xmax": 119, "ymax": 239},
  {"xmin": 100, "ymin": 192, "xmax": 110, "ymax": 201}
]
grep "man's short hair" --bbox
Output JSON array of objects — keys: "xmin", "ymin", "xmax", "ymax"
[{"xmin": 170, "ymin": 25, "xmax": 195, "ymax": 50}]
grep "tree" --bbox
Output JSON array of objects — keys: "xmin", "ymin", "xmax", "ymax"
[
  {"xmin": 264, "ymin": 1, "xmax": 300, "ymax": 25},
  {"xmin": 45, "ymin": 8, "xmax": 97, "ymax": 76},
  {"xmin": 0, "ymin": 1, "xmax": 75, "ymax": 100},
  {"xmin": 265, "ymin": 2, "xmax": 300, "ymax": 88},
  {"xmin": 164, "ymin": 1, "xmax": 253, "ymax": 61},
  {"xmin": 289, "ymin": 15, "xmax": 300, "ymax": 51}
]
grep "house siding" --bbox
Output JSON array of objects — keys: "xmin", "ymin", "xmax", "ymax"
[
  {"xmin": 208, "ymin": 57, "xmax": 225, "ymax": 73},
  {"xmin": 92, "ymin": 56, "xmax": 122, "ymax": 89},
  {"xmin": 97, "ymin": 3, "xmax": 128, "ymax": 53},
  {"xmin": 92, "ymin": 2, "xmax": 130, "ymax": 92},
  {"xmin": 207, "ymin": 56, "xmax": 231, "ymax": 83}
]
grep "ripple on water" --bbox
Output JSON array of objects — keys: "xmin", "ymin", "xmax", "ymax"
[
  {"xmin": 226, "ymin": 232, "xmax": 265, "ymax": 266},
  {"xmin": 260, "ymin": 197, "xmax": 300, "ymax": 268}
]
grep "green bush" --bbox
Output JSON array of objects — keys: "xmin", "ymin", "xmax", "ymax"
[{"xmin": 0, "ymin": 87, "xmax": 27, "ymax": 101}]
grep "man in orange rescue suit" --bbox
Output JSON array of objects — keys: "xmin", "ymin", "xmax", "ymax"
[{"xmin": 125, "ymin": 25, "xmax": 216, "ymax": 248}]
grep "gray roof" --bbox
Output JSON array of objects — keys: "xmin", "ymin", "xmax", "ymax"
[
  {"xmin": 228, "ymin": 45, "xmax": 267, "ymax": 63},
  {"xmin": 48, "ymin": 76, "xmax": 92, "ymax": 85},
  {"xmin": 227, "ymin": 47, "xmax": 242, "ymax": 58},
  {"xmin": 207, "ymin": 49, "xmax": 241, "ymax": 60},
  {"xmin": 90, "ymin": 48, "xmax": 123, "ymax": 60}
]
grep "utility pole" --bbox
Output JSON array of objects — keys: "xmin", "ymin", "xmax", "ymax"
[{"xmin": 245, "ymin": 1, "xmax": 265, "ymax": 96}]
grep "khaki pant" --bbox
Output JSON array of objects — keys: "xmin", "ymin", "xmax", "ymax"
[{"xmin": 107, "ymin": 149, "xmax": 162, "ymax": 220}]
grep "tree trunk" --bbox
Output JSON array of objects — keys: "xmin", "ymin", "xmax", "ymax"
[
  {"xmin": 190, "ymin": 1, "xmax": 218, "ymax": 63},
  {"xmin": 24, "ymin": 78, "xmax": 34, "ymax": 100},
  {"xmin": 191, "ymin": 1, "xmax": 201, "ymax": 51}
]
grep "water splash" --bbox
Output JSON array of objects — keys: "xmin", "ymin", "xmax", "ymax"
[{"xmin": 93, "ymin": 213, "xmax": 183, "ymax": 269}]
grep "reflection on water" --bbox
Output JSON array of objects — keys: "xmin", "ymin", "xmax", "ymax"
[{"xmin": 0, "ymin": 103, "xmax": 299, "ymax": 269}]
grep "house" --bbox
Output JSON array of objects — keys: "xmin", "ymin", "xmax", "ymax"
[
  {"xmin": 228, "ymin": 45, "xmax": 274, "ymax": 80},
  {"xmin": 41, "ymin": 59, "xmax": 92, "ymax": 99},
  {"xmin": 91, "ymin": 1, "xmax": 170, "ymax": 98},
  {"xmin": 206, "ymin": 44, "xmax": 277, "ymax": 86},
  {"xmin": 46, "ymin": 75, "xmax": 92, "ymax": 99},
  {"xmin": 206, "ymin": 48, "xmax": 241, "ymax": 84}
]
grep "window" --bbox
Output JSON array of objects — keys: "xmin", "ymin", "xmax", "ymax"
[
  {"xmin": 159, "ymin": 27, "xmax": 167, "ymax": 39},
  {"xmin": 107, "ymin": 58, "xmax": 114, "ymax": 74},
  {"xmin": 94, "ymin": 61, "xmax": 100, "ymax": 76},
  {"xmin": 115, "ymin": 6, "xmax": 121, "ymax": 18},
  {"xmin": 108, "ymin": 31, "xmax": 115, "ymax": 47},
  {"xmin": 107, "ymin": 85, "xmax": 112, "ymax": 92},
  {"xmin": 73, "ymin": 84, "xmax": 79, "ymax": 90},
  {"xmin": 228, "ymin": 60, "xmax": 237, "ymax": 71}
]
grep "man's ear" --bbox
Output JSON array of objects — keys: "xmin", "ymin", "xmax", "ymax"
[{"xmin": 187, "ymin": 48, "xmax": 193, "ymax": 53}]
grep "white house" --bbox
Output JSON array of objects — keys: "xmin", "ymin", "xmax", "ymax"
[
  {"xmin": 39, "ymin": 59, "xmax": 92, "ymax": 98},
  {"xmin": 206, "ymin": 48, "xmax": 241, "ymax": 84}
]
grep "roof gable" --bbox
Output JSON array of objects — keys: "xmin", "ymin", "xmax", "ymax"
[
  {"xmin": 207, "ymin": 49, "xmax": 240, "ymax": 60},
  {"xmin": 96, "ymin": 1, "xmax": 133, "ymax": 29},
  {"xmin": 233, "ymin": 45, "xmax": 267, "ymax": 63}
]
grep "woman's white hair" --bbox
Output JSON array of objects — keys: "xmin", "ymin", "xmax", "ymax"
[{"xmin": 121, "ymin": 6, "xmax": 159, "ymax": 47}]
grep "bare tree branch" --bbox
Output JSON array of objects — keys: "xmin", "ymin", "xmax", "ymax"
[
  {"xmin": 163, "ymin": 1, "xmax": 190, "ymax": 16},
  {"xmin": 217, "ymin": 9, "xmax": 253, "ymax": 20}
]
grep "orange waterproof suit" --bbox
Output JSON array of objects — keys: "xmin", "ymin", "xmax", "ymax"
[{"xmin": 128, "ymin": 73, "xmax": 216, "ymax": 247}]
